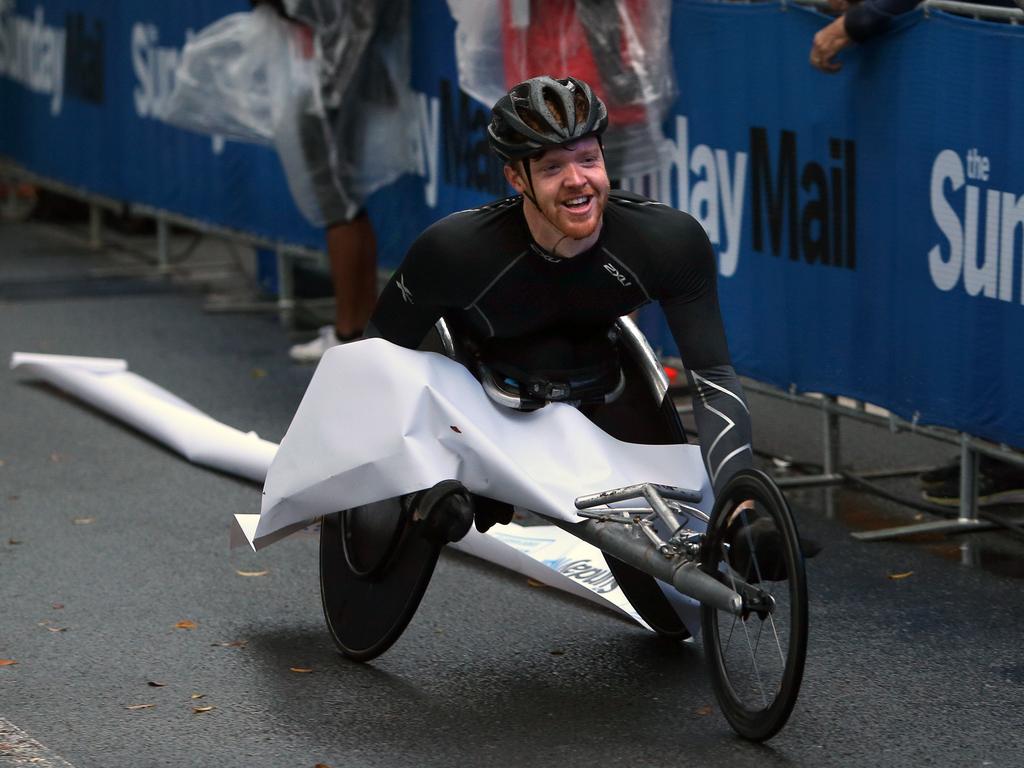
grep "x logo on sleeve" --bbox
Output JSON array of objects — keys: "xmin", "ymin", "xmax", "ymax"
[{"xmin": 397, "ymin": 274, "xmax": 413, "ymax": 304}]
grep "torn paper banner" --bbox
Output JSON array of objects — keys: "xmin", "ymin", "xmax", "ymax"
[
  {"xmin": 468, "ymin": 521, "xmax": 701, "ymax": 633},
  {"xmin": 11, "ymin": 345, "xmax": 710, "ymax": 634},
  {"xmin": 256, "ymin": 338, "xmax": 710, "ymax": 634},
  {"xmin": 257, "ymin": 338, "xmax": 712, "ymax": 546},
  {"xmin": 9, "ymin": 352, "xmax": 278, "ymax": 482}
]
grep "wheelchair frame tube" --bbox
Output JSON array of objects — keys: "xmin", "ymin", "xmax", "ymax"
[{"xmin": 549, "ymin": 518, "xmax": 743, "ymax": 616}]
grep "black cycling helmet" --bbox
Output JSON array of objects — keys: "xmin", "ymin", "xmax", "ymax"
[{"xmin": 488, "ymin": 75, "xmax": 608, "ymax": 163}]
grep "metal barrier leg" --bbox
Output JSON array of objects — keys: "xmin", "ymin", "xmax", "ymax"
[
  {"xmin": 823, "ymin": 395, "xmax": 841, "ymax": 476},
  {"xmin": 958, "ymin": 436, "xmax": 979, "ymax": 521},
  {"xmin": 275, "ymin": 246, "xmax": 295, "ymax": 327},
  {"xmin": 852, "ymin": 434, "xmax": 997, "ymax": 541},
  {"xmin": 156, "ymin": 216, "xmax": 169, "ymax": 273},
  {"xmin": 774, "ymin": 394, "xmax": 845, "ymax": 489},
  {"xmin": 821, "ymin": 485, "xmax": 834, "ymax": 520}
]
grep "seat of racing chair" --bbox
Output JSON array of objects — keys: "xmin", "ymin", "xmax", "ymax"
[{"xmin": 427, "ymin": 316, "xmax": 693, "ymax": 639}]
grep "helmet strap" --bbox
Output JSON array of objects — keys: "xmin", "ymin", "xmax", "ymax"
[
  {"xmin": 520, "ymin": 159, "xmax": 539, "ymax": 208},
  {"xmin": 519, "ymin": 159, "xmax": 568, "ymax": 257}
]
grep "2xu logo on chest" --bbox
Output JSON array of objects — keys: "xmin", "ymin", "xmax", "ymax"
[{"xmin": 603, "ymin": 263, "xmax": 633, "ymax": 287}]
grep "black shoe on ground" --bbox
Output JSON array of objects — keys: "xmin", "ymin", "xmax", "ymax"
[
  {"xmin": 922, "ymin": 457, "xmax": 1024, "ymax": 507},
  {"xmin": 725, "ymin": 513, "xmax": 821, "ymax": 583},
  {"xmin": 726, "ymin": 515, "xmax": 786, "ymax": 583},
  {"xmin": 918, "ymin": 457, "xmax": 962, "ymax": 488}
]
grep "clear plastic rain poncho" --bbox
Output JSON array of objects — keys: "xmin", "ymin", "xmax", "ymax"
[
  {"xmin": 164, "ymin": 1, "xmax": 417, "ymax": 226},
  {"xmin": 447, "ymin": 0, "xmax": 677, "ymax": 180}
]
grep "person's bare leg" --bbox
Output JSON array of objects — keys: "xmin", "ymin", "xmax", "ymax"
[
  {"xmin": 356, "ymin": 213, "xmax": 378, "ymax": 329},
  {"xmin": 327, "ymin": 212, "xmax": 378, "ymax": 338}
]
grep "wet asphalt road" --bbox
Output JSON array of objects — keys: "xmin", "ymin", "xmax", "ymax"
[{"xmin": 2, "ymin": 220, "xmax": 1024, "ymax": 767}]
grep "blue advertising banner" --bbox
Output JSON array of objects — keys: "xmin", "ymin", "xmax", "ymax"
[
  {"xmin": 2, "ymin": 0, "xmax": 1022, "ymax": 447},
  {"xmin": 643, "ymin": 2, "xmax": 1024, "ymax": 448},
  {"xmin": 0, "ymin": 0, "xmax": 322, "ymax": 246}
]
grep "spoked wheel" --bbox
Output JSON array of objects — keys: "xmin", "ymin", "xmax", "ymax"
[
  {"xmin": 320, "ymin": 497, "xmax": 441, "ymax": 662},
  {"xmin": 603, "ymin": 555, "xmax": 690, "ymax": 640},
  {"xmin": 700, "ymin": 469, "xmax": 808, "ymax": 741}
]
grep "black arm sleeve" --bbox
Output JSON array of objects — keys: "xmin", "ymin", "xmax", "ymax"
[
  {"xmin": 843, "ymin": 0, "xmax": 922, "ymax": 42},
  {"xmin": 659, "ymin": 219, "xmax": 752, "ymax": 495},
  {"xmin": 365, "ymin": 225, "xmax": 450, "ymax": 348}
]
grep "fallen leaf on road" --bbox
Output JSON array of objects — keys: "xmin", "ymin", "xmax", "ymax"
[
  {"xmin": 147, "ymin": 681, "xmax": 166, "ymax": 688},
  {"xmin": 72, "ymin": 517, "xmax": 95, "ymax": 525},
  {"xmin": 235, "ymin": 569, "xmax": 269, "ymax": 577},
  {"xmin": 0, "ymin": 459, "xmax": 5, "ymax": 467},
  {"xmin": 315, "ymin": 764, "xmax": 332, "ymax": 768},
  {"xmin": 289, "ymin": 667, "xmax": 313, "ymax": 673},
  {"xmin": 695, "ymin": 705, "xmax": 714, "ymax": 716},
  {"xmin": 192, "ymin": 706, "xmax": 215, "ymax": 714},
  {"xmin": 211, "ymin": 640, "xmax": 247, "ymax": 648},
  {"xmin": 175, "ymin": 620, "xmax": 198, "ymax": 630},
  {"xmin": 251, "ymin": 368, "xmax": 267, "ymax": 379},
  {"xmin": 526, "ymin": 579, "xmax": 545, "ymax": 588},
  {"xmin": 191, "ymin": 693, "xmax": 205, "ymax": 700},
  {"xmin": 126, "ymin": 704, "xmax": 155, "ymax": 711},
  {"xmin": 7, "ymin": 538, "xmax": 21, "ymax": 545},
  {"xmin": 888, "ymin": 571, "xmax": 914, "ymax": 580},
  {"xmin": 52, "ymin": 603, "xmax": 64, "ymax": 610},
  {"xmin": 0, "ymin": 660, "xmax": 16, "ymax": 667}
]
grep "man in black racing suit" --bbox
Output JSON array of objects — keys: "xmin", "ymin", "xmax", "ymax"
[{"xmin": 366, "ymin": 76, "xmax": 785, "ymax": 572}]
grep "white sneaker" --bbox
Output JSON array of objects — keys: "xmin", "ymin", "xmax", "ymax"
[{"xmin": 289, "ymin": 325, "xmax": 342, "ymax": 363}]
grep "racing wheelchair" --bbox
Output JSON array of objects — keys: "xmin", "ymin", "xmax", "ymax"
[{"xmin": 319, "ymin": 317, "xmax": 808, "ymax": 741}]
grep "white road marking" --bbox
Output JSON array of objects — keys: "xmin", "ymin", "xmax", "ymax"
[{"xmin": 0, "ymin": 719, "xmax": 76, "ymax": 767}]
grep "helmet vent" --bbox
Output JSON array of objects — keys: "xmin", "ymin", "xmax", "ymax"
[{"xmin": 487, "ymin": 75, "xmax": 608, "ymax": 162}]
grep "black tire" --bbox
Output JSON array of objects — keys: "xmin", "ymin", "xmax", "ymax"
[
  {"xmin": 602, "ymin": 554, "xmax": 691, "ymax": 640},
  {"xmin": 320, "ymin": 498, "xmax": 441, "ymax": 662},
  {"xmin": 317, "ymin": 325, "xmax": 465, "ymax": 664},
  {"xmin": 587, "ymin": 350, "xmax": 692, "ymax": 640},
  {"xmin": 700, "ymin": 469, "xmax": 808, "ymax": 741}
]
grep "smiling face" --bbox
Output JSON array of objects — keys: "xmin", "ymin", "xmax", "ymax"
[{"xmin": 504, "ymin": 136, "xmax": 610, "ymax": 255}]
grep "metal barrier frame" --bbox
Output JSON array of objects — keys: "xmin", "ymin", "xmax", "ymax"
[
  {"xmin": 0, "ymin": 158, "xmax": 327, "ymax": 324},
  {"xmin": 792, "ymin": 0, "xmax": 1023, "ymax": 23},
  {"xmin": 735, "ymin": 378, "xmax": 1023, "ymax": 541}
]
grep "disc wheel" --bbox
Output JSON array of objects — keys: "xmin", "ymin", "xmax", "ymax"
[
  {"xmin": 603, "ymin": 554, "xmax": 690, "ymax": 640},
  {"xmin": 700, "ymin": 469, "xmax": 808, "ymax": 741},
  {"xmin": 320, "ymin": 498, "xmax": 441, "ymax": 662}
]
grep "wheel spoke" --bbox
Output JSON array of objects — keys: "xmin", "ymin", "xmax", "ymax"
[
  {"xmin": 721, "ymin": 548, "xmax": 740, "ymax": 655},
  {"xmin": 767, "ymin": 611, "xmax": 786, "ymax": 671},
  {"xmin": 723, "ymin": 534, "xmax": 769, "ymax": 709},
  {"xmin": 724, "ymin": 614, "xmax": 738, "ymax": 655},
  {"xmin": 737, "ymin": 609, "xmax": 769, "ymax": 708},
  {"xmin": 749, "ymin": 529, "xmax": 766, "ymax": 584}
]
